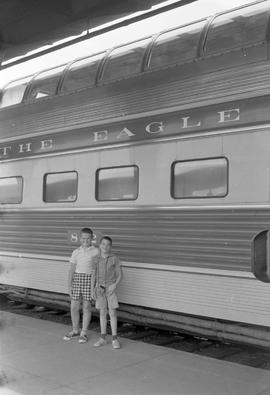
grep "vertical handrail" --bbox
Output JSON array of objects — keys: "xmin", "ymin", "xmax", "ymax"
[{"xmin": 252, "ymin": 230, "xmax": 270, "ymax": 282}]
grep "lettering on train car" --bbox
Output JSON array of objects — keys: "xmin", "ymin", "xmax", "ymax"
[{"xmin": 2, "ymin": 93, "xmax": 269, "ymax": 161}]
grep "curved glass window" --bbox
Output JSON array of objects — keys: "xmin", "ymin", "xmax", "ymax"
[
  {"xmin": 0, "ymin": 76, "xmax": 32, "ymax": 108},
  {"xmin": 149, "ymin": 20, "xmax": 205, "ymax": 69},
  {"xmin": 43, "ymin": 171, "xmax": 77, "ymax": 202},
  {"xmin": 27, "ymin": 65, "xmax": 66, "ymax": 101},
  {"xmin": 0, "ymin": 177, "xmax": 23, "ymax": 203},
  {"xmin": 96, "ymin": 165, "xmax": 139, "ymax": 201},
  {"xmin": 101, "ymin": 39, "xmax": 150, "ymax": 82},
  {"xmin": 61, "ymin": 53, "xmax": 105, "ymax": 93},
  {"xmin": 205, "ymin": 3, "xmax": 270, "ymax": 55},
  {"xmin": 172, "ymin": 158, "xmax": 228, "ymax": 199}
]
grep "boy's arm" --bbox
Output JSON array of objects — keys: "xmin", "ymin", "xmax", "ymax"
[
  {"xmin": 108, "ymin": 257, "xmax": 122, "ymax": 292},
  {"xmin": 92, "ymin": 251, "xmax": 100, "ymax": 284},
  {"xmin": 68, "ymin": 251, "xmax": 77, "ymax": 297},
  {"xmin": 91, "ymin": 255, "xmax": 99, "ymax": 299},
  {"xmin": 68, "ymin": 263, "xmax": 76, "ymax": 290},
  {"xmin": 114, "ymin": 260, "xmax": 122, "ymax": 287}
]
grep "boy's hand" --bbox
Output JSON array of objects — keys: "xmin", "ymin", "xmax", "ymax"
[
  {"xmin": 68, "ymin": 287, "xmax": 72, "ymax": 298},
  {"xmin": 108, "ymin": 283, "xmax": 116, "ymax": 294}
]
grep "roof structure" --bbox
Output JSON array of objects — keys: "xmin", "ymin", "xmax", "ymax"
[{"xmin": 0, "ymin": 0, "xmax": 195, "ymax": 68}]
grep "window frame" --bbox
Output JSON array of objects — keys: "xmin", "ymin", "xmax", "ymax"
[
  {"xmin": 171, "ymin": 157, "xmax": 229, "ymax": 200},
  {"xmin": 0, "ymin": 176, "xmax": 23, "ymax": 204},
  {"xmin": 147, "ymin": 18, "xmax": 207, "ymax": 70},
  {"xmin": 99, "ymin": 37, "xmax": 151, "ymax": 83},
  {"xmin": 60, "ymin": 51, "xmax": 106, "ymax": 93},
  {"xmin": 26, "ymin": 64, "xmax": 67, "ymax": 102},
  {"xmin": 0, "ymin": 75, "xmax": 34, "ymax": 108},
  {"xmin": 43, "ymin": 170, "xmax": 78, "ymax": 203},
  {"xmin": 95, "ymin": 165, "xmax": 139, "ymax": 201},
  {"xmin": 204, "ymin": 3, "xmax": 270, "ymax": 56}
]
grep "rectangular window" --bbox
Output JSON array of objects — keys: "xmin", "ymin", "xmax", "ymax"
[
  {"xmin": 96, "ymin": 165, "xmax": 139, "ymax": 201},
  {"xmin": 0, "ymin": 176, "xmax": 23, "ymax": 203},
  {"xmin": 171, "ymin": 158, "xmax": 228, "ymax": 199},
  {"xmin": 43, "ymin": 171, "xmax": 77, "ymax": 202}
]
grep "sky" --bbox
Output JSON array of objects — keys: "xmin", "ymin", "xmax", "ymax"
[{"xmin": 0, "ymin": 0, "xmax": 260, "ymax": 89}]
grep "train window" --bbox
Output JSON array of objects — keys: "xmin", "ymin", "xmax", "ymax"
[
  {"xmin": 101, "ymin": 39, "xmax": 150, "ymax": 82},
  {"xmin": 0, "ymin": 76, "xmax": 32, "ymax": 108},
  {"xmin": 96, "ymin": 165, "xmax": 139, "ymax": 201},
  {"xmin": 43, "ymin": 171, "xmax": 78, "ymax": 203},
  {"xmin": 205, "ymin": 3, "xmax": 270, "ymax": 55},
  {"xmin": 172, "ymin": 158, "xmax": 228, "ymax": 199},
  {"xmin": 0, "ymin": 177, "xmax": 23, "ymax": 204},
  {"xmin": 27, "ymin": 65, "xmax": 66, "ymax": 101},
  {"xmin": 149, "ymin": 20, "xmax": 205, "ymax": 69},
  {"xmin": 61, "ymin": 53, "xmax": 105, "ymax": 92}
]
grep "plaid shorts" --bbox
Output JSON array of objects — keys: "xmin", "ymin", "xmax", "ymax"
[{"xmin": 71, "ymin": 273, "xmax": 93, "ymax": 301}]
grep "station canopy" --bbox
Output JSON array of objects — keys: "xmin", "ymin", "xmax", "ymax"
[{"xmin": 0, "ymin": 0, "xmax": 193, "ymax": 69}]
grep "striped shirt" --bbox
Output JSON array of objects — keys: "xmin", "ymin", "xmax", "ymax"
[{"xmin": 70, "ymin": 246, "xmax": 99, "ymax": 274}]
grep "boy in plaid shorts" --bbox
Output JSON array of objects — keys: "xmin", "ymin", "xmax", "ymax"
[{"xmin": 63, "ymin": 227, "xmax": 99, "ymax": 343}]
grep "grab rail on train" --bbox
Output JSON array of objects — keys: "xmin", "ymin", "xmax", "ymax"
[{"xmin": 252, "ymin": 230, "xmax": 270, "ymax": 282}]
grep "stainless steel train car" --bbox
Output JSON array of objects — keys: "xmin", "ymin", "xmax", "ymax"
[{"xmin": 1, "ymin": 0, "xmax": 270, "ymax": 345}]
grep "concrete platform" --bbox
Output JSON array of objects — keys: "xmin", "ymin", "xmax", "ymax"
[{"xmin": 1, "ymin": 311, "xmax": 270, "ymax": 395}]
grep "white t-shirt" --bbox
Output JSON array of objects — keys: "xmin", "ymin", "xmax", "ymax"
[{"xmin": 70, "ymin": 245, "xmax": 99, "ymax": 274}]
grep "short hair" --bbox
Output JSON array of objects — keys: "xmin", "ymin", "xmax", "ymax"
[
  {"xmin": 80, "ymin": 227, "xmax": 93, "ymax": 237},
  {"xmin": 101, "ymin": 236, "xmax": 112, "ymax": 245}
]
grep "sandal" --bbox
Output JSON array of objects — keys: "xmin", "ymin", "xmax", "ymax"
[
  {"xmin": 63, "ymin": 331, "xmax": 80, "ymax": 341},
  {"xmin": 78, "ymin": 334, "xmax": 88, "ymax": 344}
]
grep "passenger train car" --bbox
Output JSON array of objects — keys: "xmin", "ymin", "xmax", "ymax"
[{"xmin": 1, "ymin": 0, "xmax": 270, "ymax": 345}]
